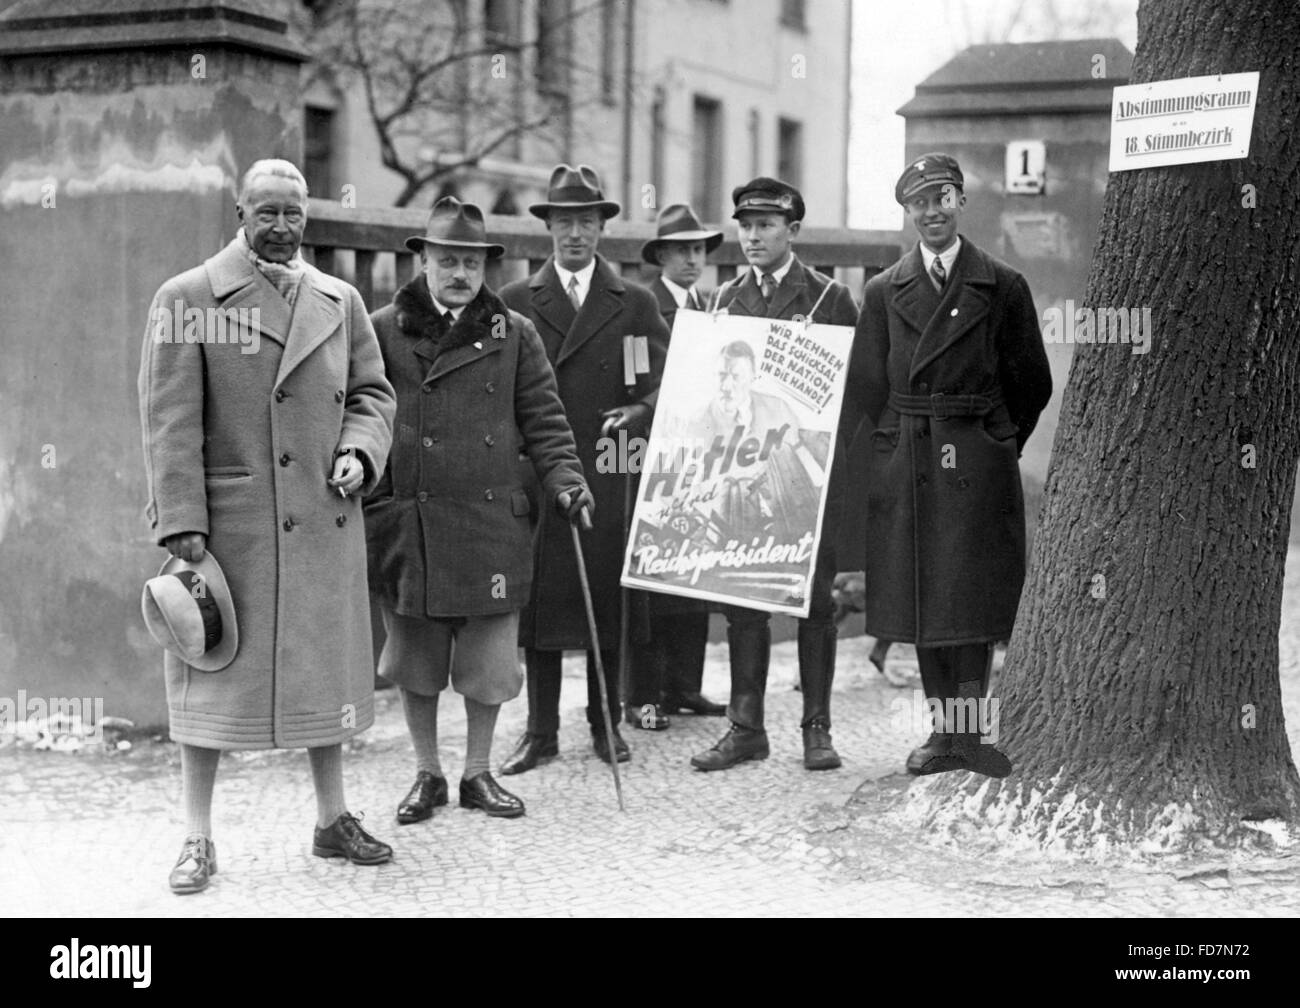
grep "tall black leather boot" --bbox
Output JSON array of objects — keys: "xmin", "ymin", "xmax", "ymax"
[
  {"xmin": 690, "ymin": 613, "xmax": 770, "ymax": 770},
  {"xmin": 908, "ymin": 646, "xmax": 956, "ymax": 775},
  {"xmin": 798, "ymin": 618, "xmax": 841, "ymax": 770}
]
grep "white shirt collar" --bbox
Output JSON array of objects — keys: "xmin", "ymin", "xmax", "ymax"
[
  {"xmin": 752, "ymin": 252, "xmax": 795, "ymax": 288},
  {"xmin": 555, "ymin": 258, "xmax": 597, "ymax": 307},
  {"xmin": 919, "ymin": 236, "xmax": 962, "ymax": 278},
  {"xmin": 660, "ymin": 275, "xmax": 698, "ymax": 309}
]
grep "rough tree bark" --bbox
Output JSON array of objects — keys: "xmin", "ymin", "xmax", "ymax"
[{"xmin": 904, "ymin": 0, "xmax": 1300, "ymax": 854}]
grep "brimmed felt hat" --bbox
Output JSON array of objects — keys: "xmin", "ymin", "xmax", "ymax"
[
  {"xmin": 141, "ymin": 552, "xmax": 238, "ymax": 672},
  {"xmin": 405, "ymin": 196, "xmax": 505, "ymax": 258},
  {"xmin": 731, "ymin": 176, "xmax": 805, "ymax": 222},
  {"xmin": 528, "ymin": 163, "xmax": 621, "ymax": 220},
  {"xmin": 895, "ymin": 153, "xmax": 964, "ymax": 204},
  {"xmin": 640, "ymin": 203, "xmax": 723, "ymax": 264}
]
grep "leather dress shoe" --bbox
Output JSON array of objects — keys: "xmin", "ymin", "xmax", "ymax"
[
  {"xmin": 500, "ymin": 732, "xmax": 558, "ymax": 775},
  {"xmin": 802, "ymin": 720, "xmax": 842, "ymax": 771},
  {"xmin": 169, "ymin": 834, "xmax": 217, "ymax": 895},
  {"xmin": 663, "ymin": 691, "xmax": 727, "ymax": 716},
  {"xmin": 922, "ymin": 732, "xmax": 1013, "ymax": 779},
  {"xmin": 591, "ymin": 725, "xmax": 631, "ymax": 763},
  {"xmin": 691, "ymin": 722, "xmax": 769, "ymax": 771},
  {"xmin": 459, "ymin": 771, "xmax": 526, "ymax": 818},
  {"xmin": 312, "ymin": 812, "xmax": 393, "ymax": 865},
  {"xmin": 396, "ymin": 771, "xmax": 448, "ymax": 824},
  {"xmin": 907, "ymin": 732, "xmax": 952, "ymax": 775},
  {"xmin": 626, "ymin": 703, "xmax": 670, "ymax": 730}
]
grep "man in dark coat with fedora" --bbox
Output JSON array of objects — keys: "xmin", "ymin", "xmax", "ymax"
[
  {"xmin": 366, "ymin": 197, "xmax": 589, "ymax": 821},
  {"xmin": 840, "ymin": 153, "xmax": 1052, "ymax": 777},
  {"xmin": 691, "ymin": 177, "xmax": 859, "ymax": 774},
  {"xmin": 625, "ymin": 204, "xmax": 729, "ymax": 730},
  {"xmin": 498, "ymin": 164, "xmax": 670, "ymax": 773}
]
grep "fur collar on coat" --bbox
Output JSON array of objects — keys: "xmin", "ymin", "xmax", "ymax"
[{"xmin": 393, "ymin": 277, "xmax": 509, "ymax": 355}]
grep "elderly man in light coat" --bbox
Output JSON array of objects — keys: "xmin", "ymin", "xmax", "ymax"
[{"xmin": 138, "ymin": 159, "xmax": 396, "ymax": 894}]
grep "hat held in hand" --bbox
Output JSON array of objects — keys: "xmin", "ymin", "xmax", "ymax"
[{"xmin": 141, "ymin": 552, "xmax": 238, "ymax": 672}]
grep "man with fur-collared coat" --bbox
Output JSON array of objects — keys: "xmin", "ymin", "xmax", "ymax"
[
  {"xmin": 365, "ymin": 197, "xmax": 587, "ymax": 823},
  {"xmin": 840, "ymin": 153, "xmax": 1052, "ymax": 779}
]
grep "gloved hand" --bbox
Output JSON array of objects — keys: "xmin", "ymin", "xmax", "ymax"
[
  {"xmin": 164, "ymin": 531, "xmax": 207, "ymax": 562},
  {"xmin": 555, "ymin": 485, "xmax": 595, "ymax": 527},
  {"xmin": 599, "ymin": 402, "xmax": 651, "ymax": 436}
]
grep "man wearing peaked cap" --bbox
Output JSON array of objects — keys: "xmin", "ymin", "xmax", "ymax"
[
  {"xmin": 692, "ymin": 176, "xmax": 859, "ymax": 774},
  {"xmin": 367, "ymin": 197, "xmax": 587, "ymax": 822},
  {"xmin": 500, "ymin": 165, "xmax": 671, "ymax": 773},
  {"xmin": 839, "ymin": 152, "xmax": 1052, "ymax": 779},
  {"xmin": 624, "ymin": 204, "xmax": 728, "ymax": 730}
]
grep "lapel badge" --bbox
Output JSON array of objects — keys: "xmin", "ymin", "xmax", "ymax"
[
  {"xmin": 950, "ymin": 308, "xmax": 959, "ymax": 316},
  {"xmin": 474, "ymin": 340, "xmax": 483, "ymax": 350}
]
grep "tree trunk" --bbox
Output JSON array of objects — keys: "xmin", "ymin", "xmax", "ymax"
[{"xmin": 903, "ymin": 0, "xmax": 1300, "ymax": 854}]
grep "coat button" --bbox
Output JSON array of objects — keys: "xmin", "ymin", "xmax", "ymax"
[
  {"xmin": 417, "ymin": 491, "xmax": 429, "ymax": 502},
  {"xmin": 422, "ymin": 384, "xmax": 433, "ymax": 394},
  {"xmin": 484, "ymin": 489, "xmax": 494, "ymax": 501},
  {"xmin": 917, "ymin": 475, "xmax": 927, "ymax": 486},
  {"xmin": 279, "ymin": 452, "xmax": 291, "ymax": 466},
  {"xmin": 484, "ymin": 435, "xmax": 496, "ymax": 447},
  {"xmin": 485, "ymin": 382, "xmax": 496, "ymax": 393},
  {"xmin": 283, "ymin": 518, "xmax": 294, "ymax": 531},
  {"xmin": 335, "ymin": 390, "xmax": 345, "ymax": 403},
  {"xmin": 917, "ymin": 382, "xmax": 929, "ymax": 393},
  {"xmin": 422, "ymin": 436, "xmax": 434, "ymax": 448},
  {"xmin": 275, "ymin": 389, "xmax": 287, "ymax": 402},
  {"xmin": 600, "ymin": 360, "xmax": 609, "ymax": 371},
  {"xmin": 336, "ymin": 514, "xmax": 347, "ymax": 527}
]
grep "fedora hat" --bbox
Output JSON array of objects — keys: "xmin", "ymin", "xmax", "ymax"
[
  {"xmin": 640, "ymin": 203, "xmax": 724, "ymax": 265},
  {"xmin": 141, "ymin": 552, "xmax": 239, "ymax": 672},
  {"xmin": 528, "ymin": 163, "xmax": 621, "ymax": 220},
  {"xmin": 405, "ymin": 196, "xmax": 505, "ymax": 258}
]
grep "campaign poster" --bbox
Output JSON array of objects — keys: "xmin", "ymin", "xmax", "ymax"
[{"xmin": 619, "ymin": 309, "xmax": 854, "ymax": 617}]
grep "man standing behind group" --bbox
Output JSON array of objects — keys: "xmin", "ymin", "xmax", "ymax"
[
  {"xmin": 499, "ymin": 164, "xmax": 670, "ymax": 774},
  {"xmin": 691, "ymin": 177, "xmax": 859, "ymax": 773},
  {"xmin": 365, "ymin": 197, "xmax": 588, "ymax": 824},
  {"xmin": 625, "ymin": 204, "xmax": 729, "ymax": 730}
]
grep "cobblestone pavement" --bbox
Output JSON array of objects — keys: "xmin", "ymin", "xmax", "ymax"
[{"xmin": 4, "ymin": 579, "xmax": 1300, "ymax": 917}]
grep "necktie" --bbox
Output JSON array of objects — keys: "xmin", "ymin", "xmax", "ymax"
[
  {"xmin": 761, "ymin": 273, "xmax": 777, "ymax": 302},
  {"xmin": 688, "ymin": 288, "xmax": 701, "ymax": 311},
  {"xmin": 443, "ymin": 311, "xmax": 455, "ymax": 327},
  {"xmin": 567, "ymin": 274, "xmax": 582, "ymax": 309},
  {"xmin": 930, "ymin": 256, "xmax": 947, "ymax": 292}
]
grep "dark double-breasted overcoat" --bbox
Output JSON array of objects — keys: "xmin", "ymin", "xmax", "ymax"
[
  {"xmin": 138, "ymin": 236, "xmax": 395, "ymax": 749},
  {"xmin": 364, "ymin": 278, "xmax": 584, "ymax": 618},
  {"xmin": 840, "ymin": 237, "xmax": 1052, "ymax": 646},
  {"xmin": 500, "ymin": 255, "xmax": 669, "ymax": 650}
]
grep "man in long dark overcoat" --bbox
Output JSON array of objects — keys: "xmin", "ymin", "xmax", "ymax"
[
  {"xmin": 690, "ymin": 177, "xmax": 859, "ymax": 774},
  {"xmin": 139, "ymin": 159, "xmax": 396, "ymax": 894},
  {"xmin": 366, "ymin": 198, "xmax": 588, "ymax": 823},
  {"xmin": 498, "ymin": 165, "xmax": 670, "ymax": 773},
  {"xmin": 840, "ymin": 153, "xmax": 1052, "ymax": 777},
  {"xmin": 625, "ymin": 203, "xmax": 728, "ymax": 729}
]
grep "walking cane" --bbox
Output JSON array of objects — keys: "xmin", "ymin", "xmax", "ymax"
[{"xmin": 569, "ymin": 507, "xmax": 627, "ymax": 812}]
